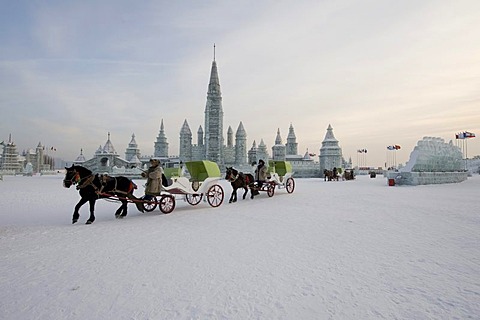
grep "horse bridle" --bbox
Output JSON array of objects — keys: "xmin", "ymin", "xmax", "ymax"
[
  {"xmin": 226, "ymin": 170, "xmax": 239, "ymax": 182},
  {"xmin": 64, "ymin": 170, "xmax": 94, "ymax": 189},
  {"xmin": 64, "ymin": 170, "xmax": 80, "ymax": 185}
]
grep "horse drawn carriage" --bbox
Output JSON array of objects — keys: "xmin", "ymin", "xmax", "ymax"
[
  {"xmin": 265, "ymin": 160, "xmax": 295, "ymax": 195},
  {"xmin": 141, "ymin": 160, "xmax": 224, "ymax": 214},
  {"xmin": 63, "ymin": 161, "xmax": 224, "ymax": 224},
  {"xmin": 249, "ymin": 160, "xmax": 295, "ymax": 197},
  {"xmin": 225, "ymin": 160, "xmax": 295, "ymax": 203}
]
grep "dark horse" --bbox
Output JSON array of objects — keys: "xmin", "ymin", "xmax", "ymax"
[
  {"xmin": 324, "ymin": 169, "xmax": 339, "ymax": 181},
  {"xmin": 225, "ymin": 167, "xmax": 254, "ymax": 203},
  {"xmin": 63, "ymin": 164, "xmax": 141, "ymax": 224}
]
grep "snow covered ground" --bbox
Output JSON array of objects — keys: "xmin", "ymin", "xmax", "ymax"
[{"xmin": 0, "ymin": 174, "xmax": 479, "ymax": 319}]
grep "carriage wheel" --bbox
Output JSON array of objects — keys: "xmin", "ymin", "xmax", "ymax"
[
  {"xmin": 267, "ymin": 183, "xmax": 275, "ymax": 197},
  {"xmin": 286, "ymin": 178, "xmax": 295, "ymax": 193},
  {"xmin": 142, "ymin": 197, "xmax": 158, "ymax": 212},
  {"xmin": 159, "ymin": 195, "xmax": 175, "ymax": 214},
  {"xmin": 207, "ymin": 184, "xmax": 224, "ymax": 207},
  {"xmin": 186, "ymin": 193, "xmax": 203, "ymax": 205}
]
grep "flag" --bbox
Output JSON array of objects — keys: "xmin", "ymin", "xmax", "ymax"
[
  {"xmin": 387, "ymin": 146, "xmax": 395, "ymax": 150},
  {"xmin": 456, "ymin": 133, "xmax": 465, "ymax": 139},
  {"xmin": 394, "ymin": 145, "xmax": 401, "ymax": 150},
  {"xmin": 363, "ymin": 149, "xmax": 367, "ymax": 153},
  {"xmin": 464, "ymin": 131, "xmax": 476, "ymax": 138},
  {"xmin": 309, "ymin": 153, "xmax": 316, "ymax": 157}
]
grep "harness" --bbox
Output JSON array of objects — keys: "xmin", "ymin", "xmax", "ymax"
[
  {"xmin": 77, "ymin": 174, "xmax": 96, "ymax": 190},
  {"xmin": 72, "ymin": 172, "xmax": 126, "ymax": 196},
  {"xmin": 227, "ymin": 171, "xmax": 248, "ymax": 184}
]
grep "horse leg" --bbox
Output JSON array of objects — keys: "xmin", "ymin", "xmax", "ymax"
[
  {"xmin": 72, "ymin": 197, "xmax": 88, "ymax": 224},
  {"xmin": 117, "ymin": 199, "xmax": 128, "ymax": 218},
  {"xmin": 86, "ymin": 199, "xmax": 96, "ymax": 224},
  {"xmin": 229, "ymin": 188, "xmax": 237, "ymax": 203},
  {"xmin": 242, "ymin": 186, "xmax": 248, "ymax": 200}
]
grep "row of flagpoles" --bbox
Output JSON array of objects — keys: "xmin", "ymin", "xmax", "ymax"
[
  {"xmin": 455, "ymin": 132, "xmax": 476, "ymax": 169},
  {"xmin": 356, "ymin": 149, "xmax": 367, "ymax": 167},
  {"xmin": 357, "ymin": 145, "xmax": 402, "ymax": 168},
  {"xmin": 386, "ymin": 145, "xmax": 401, "ymax": 169}
]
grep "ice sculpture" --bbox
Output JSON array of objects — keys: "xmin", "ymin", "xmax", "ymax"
[{"xmin": 401, "ymin": 137, "xmax": 463, "ymax": 172}]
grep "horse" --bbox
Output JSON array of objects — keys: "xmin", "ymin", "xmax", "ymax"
[
  {"xmin": 225, "ymin": 167, "xmax": 254, "ymax": 203},
  {"xmin": 324, "ymin": 169, "xmax": 332, "ymax": 181},
  {"xmin": 63, "ymin": 164, "xmax": 142, "ymax": 224},
  {"xmin": 323, "ymin": 169, "xmax": 339, "ymax": 181}
]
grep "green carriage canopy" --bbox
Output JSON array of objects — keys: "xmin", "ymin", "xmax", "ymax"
[
  {"xmin": 268, "ymin": 160, "xmax": 293, "ymax": 177},
  {"xmin": 185, "ymin": 160, "xmax": 221, "ymax": 181},
  {"xmin": 163, "ymin": 167, "xmax": 182, "ymax": 179}
]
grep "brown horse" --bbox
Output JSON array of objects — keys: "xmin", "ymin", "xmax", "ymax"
[{"xmin": 225, "ymin": 167, "xmax": 254, "ymax": 203}]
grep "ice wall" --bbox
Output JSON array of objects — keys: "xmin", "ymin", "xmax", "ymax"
[
  {"xmin": 400, "ymin": 137, "xmax": 463, "ymax": 172},
  {"xmin": 393, "ymin": 137, "xmax": 467, "ymax": 185}
]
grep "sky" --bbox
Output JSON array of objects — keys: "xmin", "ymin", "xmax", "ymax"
[
  {"xmin": 1, "ymin": 0, "xmax": 479, "ymax": 168},
  {"xmin": 0, "ymin": 174, "xmax": 479, "ymax": 319}
]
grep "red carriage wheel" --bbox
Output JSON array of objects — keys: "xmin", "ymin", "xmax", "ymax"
[
  {"xmin": 159, "ymin": 195, "xmax": 175, "ymax": 214},
  {"xmin": 267, "ymin": 183, "xmax": 275, "ymax": 197},
  {"xmin": 186, "ymin": 193, "xmax": 203, "ymax": 205},
  {"xmin": 142, "ymin": 197, "xmax": 158, "ymax": 212},
  {"xmin": 286, "ymin": 177, "xmax": 295, "ymax": 193},
  {"xmin": 207, "ymin": 184, "xmax": 224, "ymax": 207}
]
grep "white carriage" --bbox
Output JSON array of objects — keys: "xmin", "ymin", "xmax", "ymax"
[
  {"xmin": 142, "ymin": 160, "xmax": 224, "ymax": 213},
  {"xmin": 251, "ymin": 161, "xmax": 295, "ymax": 197}
]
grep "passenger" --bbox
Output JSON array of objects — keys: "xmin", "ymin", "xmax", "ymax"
[{"xmin": 142, "ymin": 158, "xmax": 163, "ymax": 200}]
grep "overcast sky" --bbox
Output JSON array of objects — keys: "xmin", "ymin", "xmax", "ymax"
[{"xmin": 1, "ymin": 0, "xmax": 479, "ymax": 167}]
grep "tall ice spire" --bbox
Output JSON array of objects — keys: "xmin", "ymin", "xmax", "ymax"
[{"xmin": 204, "ymin": 43, "xmax": 224, "ymax": 164}]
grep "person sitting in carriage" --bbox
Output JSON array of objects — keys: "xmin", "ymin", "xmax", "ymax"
[
  {"xmin": 253, "ymin": 159, "xmax": 268, "ymax": 196},
  {"xmin": 141, "ymin": 158, "xmax": 164, "ymax": 200}
]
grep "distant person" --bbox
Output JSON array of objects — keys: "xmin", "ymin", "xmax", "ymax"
[{"xmin": 333, "ymin": 167, "xmax": 337, "ymax": 180}]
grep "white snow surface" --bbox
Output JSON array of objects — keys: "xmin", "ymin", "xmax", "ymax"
[{"xmin": 0, "ymin": 174, "xmax": 479, "ymax": 320}]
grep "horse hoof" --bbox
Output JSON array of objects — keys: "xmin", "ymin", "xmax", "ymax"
[
  {"xmin": 85, "ymin": 220, "xmax": 93, "ymax": 225},
  {"xmin": 72, "ymin": 219, "xmax": 78, "ymax": 224},
  {"xmin": 118, "ymin": 215, "xmax": 125, "ymax": 219}
]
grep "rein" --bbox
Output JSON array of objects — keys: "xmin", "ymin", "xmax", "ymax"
[{"xmin": 77, "ymin": 174, "xmax": 95, "ymax": 189}]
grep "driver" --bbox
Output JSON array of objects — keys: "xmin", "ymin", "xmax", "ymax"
[{"xmin": 142, "ymin": 158, "xmax": 163, "ymax": 200}]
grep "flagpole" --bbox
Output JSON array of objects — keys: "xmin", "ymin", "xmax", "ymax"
[
  {"xmin": 465, "ymin": 137, "xmax": 468, "ymax": 171},
  {"xmin": 395, "ymin": 149, "xmax": 398, "ymax": 168},
  {"xmin": 386, "ymin": 150, "xmax": 388, "ymax": 169}
]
